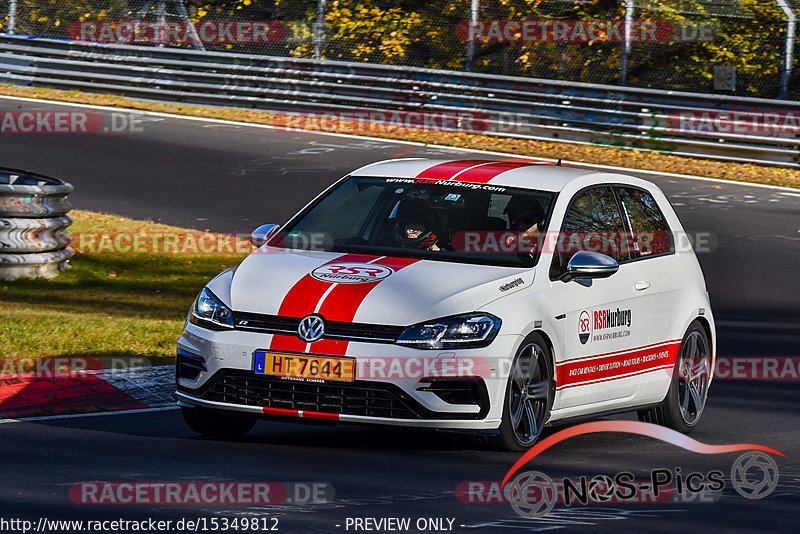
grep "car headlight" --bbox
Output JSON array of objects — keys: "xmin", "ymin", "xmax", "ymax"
[
  {"xmin": 396, "ymin": 313, "xmax": 501, "ymax": 349},
  {"xmin": 189, "ymin": 288, "xmax": 234, "ymax": 330}
]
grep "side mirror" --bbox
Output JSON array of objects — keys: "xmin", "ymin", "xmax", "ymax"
[
  {"xmin": 250, "ymin": 224, "xmax": 280, "ymax": 248},
  {"xmin": 560, "ymin": 251, "xmax": 619, "ymax": 282}
]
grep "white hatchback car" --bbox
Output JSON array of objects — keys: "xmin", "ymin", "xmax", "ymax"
[{"xmin": 176, "ymin": 159, "xmax": 715, "ymax": 450}]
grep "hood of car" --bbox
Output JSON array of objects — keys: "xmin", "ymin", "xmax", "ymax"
[{"xmin": 225, "ymin": 248, "xmax": 533, "ymax": 325}]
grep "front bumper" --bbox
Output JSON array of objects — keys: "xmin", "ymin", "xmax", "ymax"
[
  {"xmin": 176, "ymin": 321, "xmax": 520, "ymax": 430},
  {"xmin": 176, "ymin": 392, "xmax": 502, "ymax": 430}
]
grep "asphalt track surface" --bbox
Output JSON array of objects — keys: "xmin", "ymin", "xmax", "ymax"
[{"xmin": 1, "ymin": 98, "xmax": 799, "ymax": 533}]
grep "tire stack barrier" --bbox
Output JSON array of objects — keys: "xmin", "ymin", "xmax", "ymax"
[{"xmin": 0, "ymin": 168, "xmax": 74, "ymax": 280}]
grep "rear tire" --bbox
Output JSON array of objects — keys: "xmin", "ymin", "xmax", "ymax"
[
  {"xmin": 637, "ymin": 320, "xmax": 711, "ymax": 433},
  {"xmin": 181, "ymin": 406, "xmax": 257, "ymax": 438},
  {"xmin": 491, "ymin": 333, "xmax": 554, "ymax": 451}
]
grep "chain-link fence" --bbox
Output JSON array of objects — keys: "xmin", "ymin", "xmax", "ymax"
[{"xmin": 0, "ymin": 0, "xmax": 797, "ymax": 100}]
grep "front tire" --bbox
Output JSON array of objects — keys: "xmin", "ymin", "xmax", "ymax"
[
  {"xmin": 491, "ymin": 333, "xmax": 554, "ymax": 451},
  {"xmin": 637, "ymin": 320, "xmax": 712, "ymax": 433},
  {"xmin": 181, "ymin": 406, "xmax": 257, "ymax": 438}
]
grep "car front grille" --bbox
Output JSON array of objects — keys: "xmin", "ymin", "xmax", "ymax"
[
  {"xmin": 179, "ymin": 369, "xmax": 485, "ymax": 420},
  {"xmin": 232, "ymin": 312, "xmax": 404, "ymax": 343}
]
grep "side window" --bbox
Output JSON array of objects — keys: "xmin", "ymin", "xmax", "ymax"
[
  {"xmin": 616, "ymin": 187, "xmax": 673, "ymax": 257},
  {"xmin": 292, "ymin": 180, "xmax": 384, "ymax": 240},
  {"xmin": 550, "ymin": 187, "xmax": 631, "ymax": 279}
]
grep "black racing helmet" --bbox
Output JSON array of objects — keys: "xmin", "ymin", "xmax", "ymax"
[
  {"xmin": 393, "ymin": 198, "xmax": 436, "ymax": 248},
  {"xmin": 504, "ymin": 196, "xmax": 545, "ymax": 231}
]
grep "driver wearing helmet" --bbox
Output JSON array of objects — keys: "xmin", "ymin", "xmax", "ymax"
[
  {"xmin": 503, "ymin": 197, "xmax": 545, "ymax": 253},
  {"xmin": 393, "ymin": 198, "xmax": 440, "ymax": 251}
]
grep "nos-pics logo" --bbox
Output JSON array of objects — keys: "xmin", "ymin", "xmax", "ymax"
[{"xmin": 579, "ymin": 311, "xmax": 591, "ymax": 345}]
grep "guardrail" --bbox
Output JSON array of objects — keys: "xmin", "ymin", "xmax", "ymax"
[
  {"xmin": 0, "ymin": 167, "xmax": 74, "ymax": 280},
  {"xmin": 0, "ymin": 34, "xmax": 798, "ymax": 167}
]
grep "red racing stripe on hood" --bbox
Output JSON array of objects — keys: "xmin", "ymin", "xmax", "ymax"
[
  {"xmin": 415, "ymin": 160, "xmax": 494, "ymax": 180},
  {"xmin": 317, "ymin": 256, "xmax": 419, "ymax": 322},
  {"xmin": 307, "ymin": 256, "xmax": 420, "ymax": 355},
  {"xmin": 269, "ymin": 253, "xmax": 378, "ymax": 352},
  {"xmin": 274, "ymin": 253, "xmax": 377, "ymax": 318}
]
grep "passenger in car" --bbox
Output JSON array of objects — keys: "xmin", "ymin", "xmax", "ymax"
[{"xmin": 503, "ymin": 197, "xmax": 546, "ymax": 253}]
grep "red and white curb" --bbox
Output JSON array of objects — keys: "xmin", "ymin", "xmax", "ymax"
[{"xmin": 0, "ymin": 365, "xmax": 175, "ymax": 419}]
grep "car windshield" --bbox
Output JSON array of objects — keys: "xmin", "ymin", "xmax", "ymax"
[{"xmin": 273, "ymin": 176, "xmax": 557, "ymax": 268}]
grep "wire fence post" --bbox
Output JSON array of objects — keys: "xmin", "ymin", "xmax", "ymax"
[
  {"xmin": 465, "ymin": 0, "xmax": 479, "ymax": 71},
  {"xmin": 8, "ymin": 0, "xmax": 17, "ymax": 34},
  {"xmin": 155, "ymin": 0, "xmax": 167, "ymax": 48},
  {"xmin": 174, "ymin": 0, "xmax": 205, "ymax": 52},
  {"xmin": 313, "ymin": 0, "xmax": 327, "ymax": 60},
  {"xmin": 619, "ymin": 0, "xmax": 634, "ymax": 86},
  {"xmin": 777, "ymin": 0, "xmax": 796, "ymax": 99}
]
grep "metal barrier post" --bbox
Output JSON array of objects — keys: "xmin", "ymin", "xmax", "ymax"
[
  {"xmin": 777, "ymin": 0, "xmax": 796, "ymax": 99},
  {"xmin": 619, "ymin": 0, "xmax": 635, "ymax": 85},
  {"xmin": 465, "ymin": 0, "xmax": 479, "ymax": 72},
  {"xmin": 8, "ymin": 0, "xmax": 17, "ymax": 34},
  {"xmin": 313, "ymin": 0, "xmax": 327, "ymax": 60}
]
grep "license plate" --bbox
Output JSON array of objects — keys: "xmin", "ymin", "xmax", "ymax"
[{"xmin": 253, "ymin": 351, "xmax": 355, "ymax": 382}]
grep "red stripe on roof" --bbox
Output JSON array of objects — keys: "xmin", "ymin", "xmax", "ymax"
[
  {"xmin": 451, "ymin": 161, "xmax": 539, "ymax": 183},
  {"xmin": 499, "ymin": 158, "xmax": 556, "ymax": 164},
  {"xmin": 415, "ymin": 160, "xmax": 494, "ymax": 180}
]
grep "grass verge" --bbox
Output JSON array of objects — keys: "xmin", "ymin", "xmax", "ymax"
[
  {"xmin": 0, "ymin": 84, "xmax": 799, "ymax": 189},
  {"xmin": 0, "ymin": 210, "xmax": 246, "ymax": 366}
]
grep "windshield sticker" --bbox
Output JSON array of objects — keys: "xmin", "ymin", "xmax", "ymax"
[
  {"xmin": 445, "ymin": 193, "xmax": 461, "ymax": 201},
  {"xmin": 384, "ymin": 177, "xmax": 506, "ymax": 192}
]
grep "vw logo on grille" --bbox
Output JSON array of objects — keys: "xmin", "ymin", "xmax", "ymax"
[{"xmin": 298, "ymin": 315, "xmax": 325, "ymax": 343}]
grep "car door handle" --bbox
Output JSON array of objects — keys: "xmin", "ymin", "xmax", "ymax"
[{"xmin": 634, "ymin": 281, "xmax": 651, "ymax": 291}]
